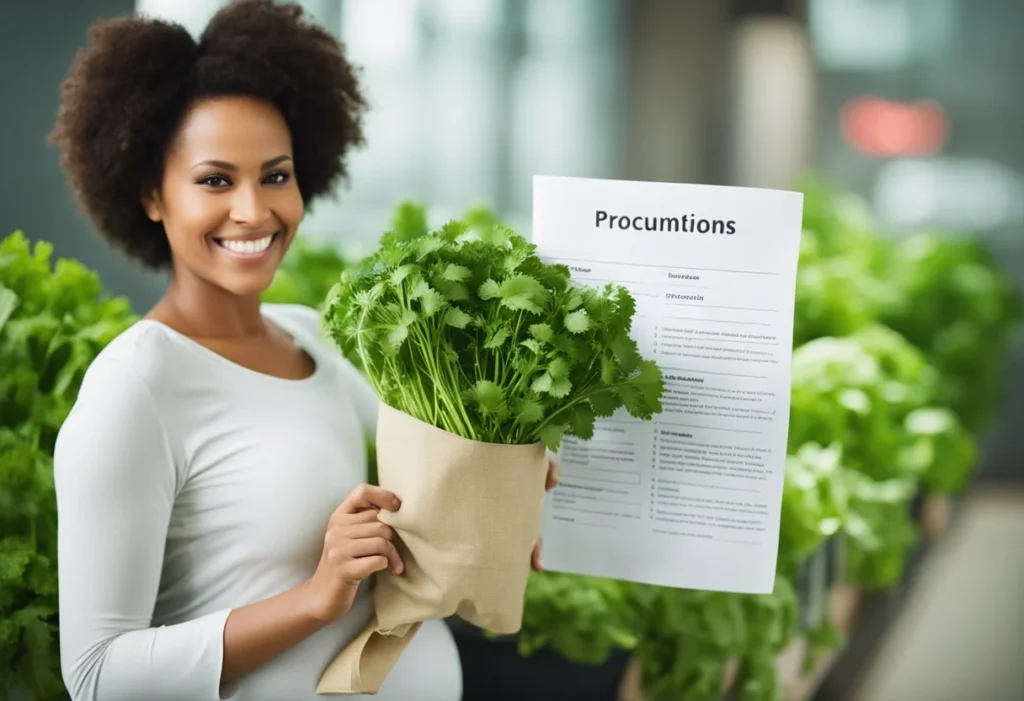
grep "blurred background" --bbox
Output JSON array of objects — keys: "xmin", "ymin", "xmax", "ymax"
[{"xmin": 1, "ymin": 1, "xmax": 1022, "ymax": 700}]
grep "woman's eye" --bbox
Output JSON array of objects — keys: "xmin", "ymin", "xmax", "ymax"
[
  {"xmin": 264, "ymin": 171, "xmax": 291, "ymax": 185},
  {"xmin": 197, "ymin": 172, "xmax": 289, "ymax": 188},
  {"xmin": 199, "ymin": 175, "xmax": 231, "ymax": 188}
]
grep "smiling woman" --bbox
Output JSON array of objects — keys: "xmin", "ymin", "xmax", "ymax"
[
  {"xmin": 45, "ymin": 2, "xmax": 463, "ymax": 701},
  {"xmin": 139, "ymin": 97, "xmax": 304, "ymax": 298}
]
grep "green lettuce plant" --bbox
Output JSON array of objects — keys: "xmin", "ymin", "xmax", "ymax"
[
  {"xmin": 796, "ymin": 176, "xmax": 1024, "ymax": 433},
  {"xmin": 1, "ymin": 231, "xmax": 137, "ymax": 701},
  {"xmin": 787, "ymin": 327, "xmax": 976, "ymax": 589},
  {"xmin": 879, "ymin": 231, "xmax": 1024, "ymax": 432}
]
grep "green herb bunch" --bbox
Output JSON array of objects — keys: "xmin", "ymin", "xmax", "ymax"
[{"xmin": 323, "ymin": 215, "xmax": 664, "ymax": 450}]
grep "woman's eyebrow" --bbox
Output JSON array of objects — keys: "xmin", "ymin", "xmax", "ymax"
[
  {"xmin": 192, "ymin": 155, "xmax": 292, "ymax": 170},
  {"xmin": 261, "ymin": 155, "xmax": 292, "ymax": 169}
]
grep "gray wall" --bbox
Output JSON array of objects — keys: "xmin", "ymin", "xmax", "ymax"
[{"xmin": 0, "ymin": 0, "xmax": 165, "ymax": 311}]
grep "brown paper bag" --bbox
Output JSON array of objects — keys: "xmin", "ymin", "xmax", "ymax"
[{"xmin": 317, "ymin": 401, "xmax": 549, "ymax": 694}]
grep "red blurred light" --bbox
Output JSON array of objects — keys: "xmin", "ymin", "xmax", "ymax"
[{"xmin": 840, "ymin": 96, "xmax": 949, "ymax": 157}]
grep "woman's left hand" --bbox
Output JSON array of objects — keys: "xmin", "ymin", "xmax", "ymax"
[{"xmin": 531, "ymin": 457, "xmax": 560, "ymax": 572}]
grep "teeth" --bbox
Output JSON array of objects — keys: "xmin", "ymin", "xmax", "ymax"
[{"xmin": 220, "ymin": 234, "xmax": 274, "ymax": 255}]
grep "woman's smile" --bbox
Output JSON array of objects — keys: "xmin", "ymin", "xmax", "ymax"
[{"xmin": 212, "ymin": 230, "xmax": 283, "ymax": 261}]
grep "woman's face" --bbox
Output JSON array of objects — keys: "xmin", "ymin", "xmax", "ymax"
[{"xmin": 143, "ymin": 96, "xmax": 304, "ymax": 298}]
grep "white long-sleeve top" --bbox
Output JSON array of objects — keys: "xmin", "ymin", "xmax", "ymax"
[{"xmin": 54, "ymin": 303, "xmax": 462, "ymax": 701}]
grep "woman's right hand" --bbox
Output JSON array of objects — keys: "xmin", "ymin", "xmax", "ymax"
[{"xmin": 305, "ymin": 484, "xmax": 405, "ymax": 623}]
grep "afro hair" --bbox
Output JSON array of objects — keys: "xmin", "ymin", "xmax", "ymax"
[{"xmin": 49, "ymin": 0, "xmax": 368, "ymax": 269}]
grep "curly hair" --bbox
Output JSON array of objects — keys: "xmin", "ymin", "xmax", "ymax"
[{"xmin": 49, "ymin": 0, "xmax": 368, "ymax": 269}]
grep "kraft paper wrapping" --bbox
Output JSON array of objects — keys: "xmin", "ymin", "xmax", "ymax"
[{"xmin": 317, "ymin": 401, "xmax": 549, "ymax": 695}]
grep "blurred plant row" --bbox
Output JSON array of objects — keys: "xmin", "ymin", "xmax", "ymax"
[
  {"xmin": 1, "ymin": 178, "xmax": 1021, "ymax": 700},
  {"xmin": 273, "ymin": 178, "xmax": 1024, "ymax": 700}
]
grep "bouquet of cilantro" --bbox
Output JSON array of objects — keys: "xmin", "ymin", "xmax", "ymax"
[{"xmin": 316, "ymin": 212, "xmax": 663, "ymax": 694}]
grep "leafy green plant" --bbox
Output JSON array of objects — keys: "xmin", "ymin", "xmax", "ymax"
[
  {"xmin": 323, "ymin": 216, "xmax": 664, "ymax": 450},
  {"xmin": 901, "ymin": 407, "xmax": 977, "ymax": 494},
  {"xmin": 786, "ymin": 327, "xmax": 976, "ymax": 589},
  {"xmin": 778, "ymin": 444, "xmax": 848, "ymax": 575},
  {"xmin": 840, "ymin": 471, "xmax": 919, "ymax": 589},
  {"xmin": 0, "ymin": 430, "xmax": 62, "ymax": 701},
  {"xmin": 518, "ymin": 572, "xmax": 639, "ymax": 664},
  {"xmin": 1, "ymin": 231, "xmax": 138, "ymax": 701},
  {"xmin": 628, "ymin": 576, "xmax": 799, "ymax": 701},
  {"xmin": 262, "ymin": 235, "xmax": 354, "ymax": 310},
  {"xmin": 631, "ymin": 585, "xmax": 748, "ymax": 701},
  {"xmin": 796, "ymin": 176, "xmax": 1024, "ymax": 433},
  {"xmin": 733, "ymin": 576, "xmax": 800, "ymax": 701},
  {"xmin": 879, "ymin": 231, "xmax": 1024, "ymax": 432},
  {"xmin": 792, "ymin": 234, "xmax": 890, "ymax": 347},
  {"xmin": 789, "ymin": 328, "xmax": 945, "ymax": 483}
]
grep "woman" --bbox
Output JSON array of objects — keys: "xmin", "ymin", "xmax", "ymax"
[{"xmin": 48, "ymin": 2, "xmax": 549, "ymax": 699}]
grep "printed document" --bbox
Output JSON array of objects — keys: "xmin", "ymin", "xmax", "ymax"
[{"xmin": 532, "ymin": 175, "xmax": 804, "ymax": 594}]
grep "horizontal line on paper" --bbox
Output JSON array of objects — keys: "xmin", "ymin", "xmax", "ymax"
[
  {"xmin": 659, "ymin": 439, "xmax": 767, "ymax": 452},
  {"xmin": 667, "ymin": 302, "xmax": 779, "ymax": 312},
  {"xmin": 575, "ymin": 277, "xmax": 709, "ymax": 290},
  {"xmin": 659, "ymin": 422, "xmax": 764, "ymax": 435},
  {"xmin": 554, "ymin": 520, "xmax": 619, "ymax": 530},
  {"xmin": 717, "ymin": 538, "xmax": 762, "ymax": 546},
  {"xmin": 561, "ymin": 451, "xmax": 637, "ymax": 463},
  {"xmin": 561, "ymin": 471, "xmax": 643, "ymax": 486},
  {"xmin": 555, "ymin": 506, "xmax": 641, "ymax": 519},
  {"xmin": 557, "ymin": 464, "xmax": 641, "ymax": 477},
  {"xmin": 671, "ymin": 481, "xmax": 762, "ymax": 494},
  {"xmin": 661, "ymin": 382, "xmax": 741, "ymax": 394},
  {"xmin": 659, "ymin": 367, "xmax": 769, "ymax": 379},
  {"xmin": 544, "ymin": 256, "xmax": 778, "ymax": 276},
  {"xmin": 560, "ymin": 460, "xmax": 637, "ymax": 473},
  {"xmin": 561, "ymin": 443, "xmax": 637, "ymax": 454},
  {"xmin": 555, "ymin": 494, "xmax": 643, "ymax": 507},
  {"xmin": 647, "ymin": 527, "xmax": 718, "ymax": 540},
  {"xmin": 662, "ymin": 336, "xmax": 779, "ymax": 346},
  {"xmin": 596, "ymin": 497, "xmax": 644, "ymax": 507},
  {"xmin": 664, "ymin": 316, "xmax": 772, "ymax": 326},
  {"xmin": 652, "ymin": 495, "xmax": 768, "ymax": 515},
  {"xmin": 652, "ymin": 493, "xmax": 708, "ymax": 504}
]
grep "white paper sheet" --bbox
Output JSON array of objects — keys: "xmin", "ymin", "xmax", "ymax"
[{"xmin": 532, "ymin": 175, "xmax": 804, "ymax": 595}]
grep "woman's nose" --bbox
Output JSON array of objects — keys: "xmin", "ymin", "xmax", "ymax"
[{"xmin": 230, "ymin": 181, "xmax": 271, "ymax": 227}]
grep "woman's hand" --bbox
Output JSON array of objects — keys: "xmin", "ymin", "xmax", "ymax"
[
  {"xmin": 305, "ymin": 484, "xmax": 405, "ymax": 622},
  {"xmin": 531, "ymin": 457, "xmax": 560, "ymax": 572}
]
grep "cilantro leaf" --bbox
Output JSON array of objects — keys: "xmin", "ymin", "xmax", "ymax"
[{"xmin": 564, "ymin": 309, "xmax": 590, "ymax": 334}]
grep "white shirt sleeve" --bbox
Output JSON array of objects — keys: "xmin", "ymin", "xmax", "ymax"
[{"xmin": 54, "ymin": 356, "xmax": 234, "ymax": 701}]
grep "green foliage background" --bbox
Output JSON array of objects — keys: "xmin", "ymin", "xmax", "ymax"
[{"xmin": 1, "ymin": 177, "xmax": 1021, "ymax": 700}]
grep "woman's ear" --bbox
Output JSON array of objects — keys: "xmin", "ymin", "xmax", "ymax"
[{"xmin": 140, "ymin": 186, "xmax": 163, "ymax": 223}]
